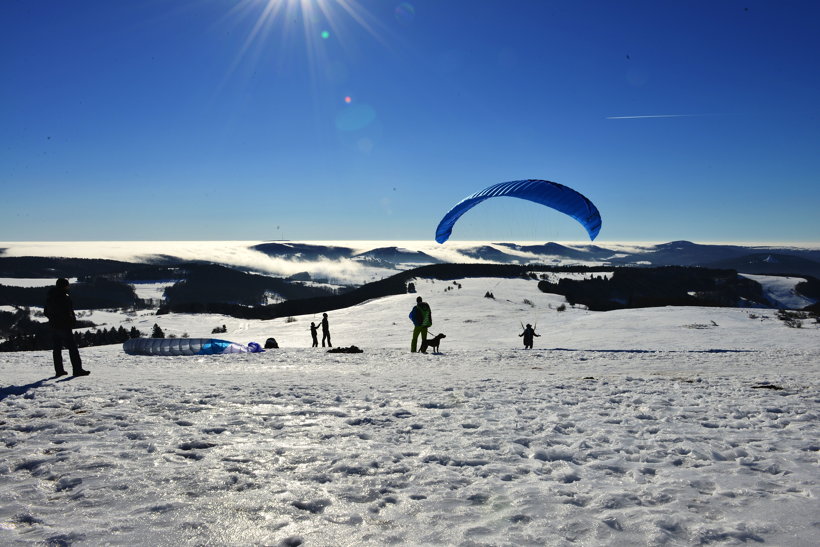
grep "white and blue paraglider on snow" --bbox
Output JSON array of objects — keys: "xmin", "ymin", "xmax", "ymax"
[
  {"xmin": 123, "ymin": 338, "xmax": 264, "ymax": 356},
  {"xmin": 434, "ymin": 179, "xmax": 602, "ymax": 243}
]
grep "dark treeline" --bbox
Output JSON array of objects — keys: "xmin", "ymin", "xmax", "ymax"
[
  {"xmin": 0, "ymin": 308, "xmax": 142, "ymax": 352},
  {"xmin": 797, "ymin": 278, "xmax": 820, "ymax": 313},
  {"xmin": 0, "ymin": 278, "xmax": 143, "ymax": 309},
  {"xmin": 0, "ymin": 256, "xmax": 139, "ymax": 278},
  {"xmin": 795, "ymin": 277, "xmax": 820, "ymax": 300},
  {"xmin": 0, "ymin": 262, "xmax": 341, "ymax": 310},
  {"xmin": 163, "ymin": 263, "xmax": 343, "ymax": 306},
  {"xmin": 537, "ymin": 266, "xmax": 772, "ymax": 311}
]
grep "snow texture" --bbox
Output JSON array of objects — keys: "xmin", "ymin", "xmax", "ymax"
[{"xmin": 1, "ymin": 277, "xmax": 818, "ymax": 546}]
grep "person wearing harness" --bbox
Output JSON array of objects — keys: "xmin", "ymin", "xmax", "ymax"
[{"xmin": 409, "ymin": 296, "xmax": 432, "ymax": 353}]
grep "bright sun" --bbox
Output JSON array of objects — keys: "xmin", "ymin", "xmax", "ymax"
[{"xmin": 227, "ymin": 0, "xmax": 384, "ymax": 69}]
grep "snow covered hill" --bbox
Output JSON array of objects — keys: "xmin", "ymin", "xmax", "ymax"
[{"xmin": 1, "ymin": 277, "xmax": 818, "ymax": 545}]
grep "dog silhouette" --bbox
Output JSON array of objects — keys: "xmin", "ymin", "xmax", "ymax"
[{"xmin": 420, "ymin": 333, "xmax": 446, "ymax": 354}]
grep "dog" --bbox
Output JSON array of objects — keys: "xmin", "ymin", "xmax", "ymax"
[{"xmin": 420, "ymin": 333, "xmax": 446, "ymax": 354}]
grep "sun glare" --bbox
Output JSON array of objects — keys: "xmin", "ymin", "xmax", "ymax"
[{"xmin": 225, "ymin": 0, "xmax": 386, "ymax": 75}]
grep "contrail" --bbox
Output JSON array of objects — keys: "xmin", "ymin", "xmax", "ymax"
[{"xmin": 606, "ymin": 114, "xmax": 706, "ymax": 120}]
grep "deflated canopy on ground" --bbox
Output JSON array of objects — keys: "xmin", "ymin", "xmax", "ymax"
[
  {"xmin": 435, "ymin": 179, "xmax": 602, "ymax": 243},
  {"xmin": 123, "ymin": 338, "xmax": 258, "ymax": 356}
]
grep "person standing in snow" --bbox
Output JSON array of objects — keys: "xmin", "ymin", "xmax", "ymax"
[
  {"xmin": 409, "ymin": 296, "xmax": 433, "ymax": 353},
  {"xmin": 309, "ymin": 322, "xmax": 319, "ymax": 347},
  {"xmin": 519, "ymin": 323, "xmax": 540, "ymax": 349},
  {"xmin": 320, "ymin": 313, "xmax": 332, "ymax": 347},
  {"xmin": 44, "ymin": 278, "xmax": 90, "ymax": 377}
]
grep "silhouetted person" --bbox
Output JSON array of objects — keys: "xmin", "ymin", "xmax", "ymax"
[
  {"xmin": 309, "ymin": 322, "xmax": 319, "ymax": 347},
  {"xmin": 519, "ymin": 323, "xmax": 540, "ymax": 349},
  {"xmin": 409, "ymin": 296, "xmax": 432, "ymax": 353},
  {"xmin": 320, "ymin": 313, "xmax": 331, "ymax": 347},
  {"xmin": 44, "ymin": 278, "xmax": 90, "ymax": 377}
]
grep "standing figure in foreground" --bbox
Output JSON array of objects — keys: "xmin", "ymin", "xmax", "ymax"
[
  {"xmin": 320, "ymin": 313, "xmax": 332, "ymax": 347},
  {"xmin": 309, "ymin": 322, "xmax": 319, "ymax": 347},
  {"xmin": 519, "ymin": 323, "xmax": 540, "ymax": 349},
  {"xmin": 44, "ymin": 278, "xmax": 90, "ymax": 377},
  {"xmin": 409, "ymin": 296, "xmax": 433, "ymax": 353}
]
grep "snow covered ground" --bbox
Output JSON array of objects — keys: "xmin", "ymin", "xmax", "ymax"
[
  {"xmin": 1, "ymin": 277, "xmax": 818, "ymax": 545},
  {"xmin": 129, "ymin": 281, "xmax": 177, "ymax": 303}
]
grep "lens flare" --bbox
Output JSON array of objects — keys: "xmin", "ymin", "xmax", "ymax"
[
  {"xmin": 394, "ymin": 2, "xmax": 415, "ymax": 26},
  {"xmin": 335, "ymin": 103, "xmax": 376, "ymax": 131},
  {"xmin": 344, "ymin": 96, "xmax": 352, "ymax": 103},
  {"xmin": 321, "ymin": 30, "xmax": 330, "ymax": 39}
]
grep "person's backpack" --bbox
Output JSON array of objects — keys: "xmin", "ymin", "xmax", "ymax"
[{"xmin": 421, "ymin": 303, "xmax": 432, "ymax": 327}]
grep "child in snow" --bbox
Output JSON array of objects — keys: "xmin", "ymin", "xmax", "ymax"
[
  {"xmin": 309, "ymin": 322, "xmax": 319, "ymax": 347},
  {"xmin": 519, "ymin": 324, "xmax": 540, "ymax": 349}
]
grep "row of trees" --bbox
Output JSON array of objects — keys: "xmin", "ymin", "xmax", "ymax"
[
  {"xmin": 0, "ymin": 325, "xmax": 143, "ymax": 352},
  {"xmin": 536, "ymin": 267, "xmax": 768, "ymax": 311},
  {"xmin": 0, "ymin": 305, "xmax": 185, "ymax": 352}
]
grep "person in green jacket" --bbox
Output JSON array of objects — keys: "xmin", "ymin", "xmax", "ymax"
[{"xmin": 409, "ymin": 296, "xmax": 432, "ymax": 353}]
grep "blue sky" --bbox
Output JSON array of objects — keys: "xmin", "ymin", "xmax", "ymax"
[{"xmin": 2, "ymin": 0, "xmax": 818, "ymax": 243}]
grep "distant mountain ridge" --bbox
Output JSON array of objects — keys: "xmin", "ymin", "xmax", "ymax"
[
  {"xmin": 461, "ymin": 240, "xmax": 820, "ymax": 277},
  {"xmin": 352, "ymin": 247, "xmax": 442, "ymax": 267},
  {"xmin": 252, "ymin": 242, "xmax": 354, "ymax": 261},
  {"xmin": 1, "ymin": 240, "xmax": 818, "ymax": 283},
  {"xmin": 497, "ymin": 242, "xmax": 614, "ymax": 262}
]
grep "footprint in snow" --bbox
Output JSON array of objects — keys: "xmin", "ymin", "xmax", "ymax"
[
  {"xmin": 292, "ymin": 499, "xmax": 331, "ymax": 514},
  {"xmin": 55, "ymin": 477, "xmax": 82, "ymax": 492},
  {"xmin": 46, "ymin": 532, "xmax": 87, "ymax": 546},
  {"xmin": 178, "ymin": 441, "xmax": 217, "ymax": 450}
]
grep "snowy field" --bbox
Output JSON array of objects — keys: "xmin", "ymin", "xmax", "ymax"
[{"xmin": 1, "ymin": 278, "xmax": 818, "ymax": 546}]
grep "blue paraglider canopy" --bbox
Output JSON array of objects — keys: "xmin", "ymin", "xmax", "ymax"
[
  {"xmin": 124, "ymin": 338, "xmax": 255, "ymax": 356},
  {"xmin": 434, "ymin": 179, "xmax": 602, "ymax": 243}
]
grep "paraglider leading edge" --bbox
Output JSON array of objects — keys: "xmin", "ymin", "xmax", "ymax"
[{"xmin": 434, "ymin": 179, "xmax": 602, "ymax": 243}]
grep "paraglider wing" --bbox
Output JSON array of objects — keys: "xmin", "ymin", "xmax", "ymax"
[
  {"xmin": 123, "ymin": 338, "xmax": 251, "ymax": 356},
  {"xmin": 434, "ymin": 179, "xmax": 602, "ymax": 243}
]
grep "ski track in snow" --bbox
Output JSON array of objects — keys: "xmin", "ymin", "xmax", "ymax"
[{"xmin": 1, "ymin": 277, "xmax": 819, "ymax": 545}]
